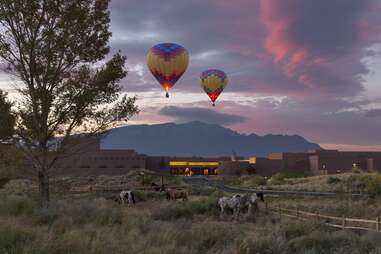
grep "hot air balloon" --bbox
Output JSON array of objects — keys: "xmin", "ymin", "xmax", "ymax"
[
  {"xmin": 200, "ymin": 69, "xmax": 228, "ymax": 106},
  {"xmin": 147, "ymin": 43, "xmax": 189, "ymax": 98}
]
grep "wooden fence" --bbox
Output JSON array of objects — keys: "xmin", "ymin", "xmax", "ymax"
[{"xmin": 267, "ymin": 204, "xmax": 380, "ymax": 232}]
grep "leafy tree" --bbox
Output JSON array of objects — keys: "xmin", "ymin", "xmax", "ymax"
[
  {"xmin": 0, "ymin": 0, "xmax": 139, "ymax": 207},
  {"xmin": 0, "ymin": 90, "xmax": 15, "ymax": 140}
]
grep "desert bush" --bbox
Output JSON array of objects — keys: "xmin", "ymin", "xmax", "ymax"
[
  {"xmin": 0, "ymin": 194, "xmax": 35, "ymax": 216},
  {"xmin": 268, "ymin": 173, "xmax": 288, "ymax": 185},
  {"xmin": 188, "ymin": 196, "xmax": 220, "ymax": 216},
  {"xmin": 237, "ymin": 175, "xmax": 267, "ymax": 187},
  {"xmin": 365, "ymin": 175, "xmax": 381, "ymax": 198},
  {"xmin": 0, "ymin": 225, "xmax": 34, "ymax": 254},
  {"xmin": 327, "ymin": 176, "xmax": 341, "ymax": 184},
  {"xmin": 345, "ymin": 174, "xmax": 381, "ymax": 197},
  {"xmin": 345, "ymin": 174, "xmax": 371, "ymax": 193}
]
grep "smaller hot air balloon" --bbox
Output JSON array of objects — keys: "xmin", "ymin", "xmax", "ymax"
[
  {"xmin": 200, "ymin": 69, "xmax": 228, "ymax": 106},
  {"xmin": 147, "ymin": 43, "xmax": 189, "ymax": 98}
]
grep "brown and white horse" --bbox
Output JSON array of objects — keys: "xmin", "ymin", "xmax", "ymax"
[{"xmin": 165, "ymin": 188, "xmax": 188, "ymax": 201}]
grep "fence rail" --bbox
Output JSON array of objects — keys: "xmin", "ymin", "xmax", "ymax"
[{"xmin": 267, "ymin": 204, "xmax": 381, "ymax": 233}]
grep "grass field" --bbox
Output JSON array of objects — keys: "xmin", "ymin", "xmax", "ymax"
[{"xmin": 1, "ymin": 173, "xmax": 381, "ymax": 253}]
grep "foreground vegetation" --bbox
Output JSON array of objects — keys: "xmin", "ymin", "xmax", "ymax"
[
  {"xmin": 230, "ymin": 172, "xmax": 381, "ymax": 196},
  {"xmin": 1, "ymin": 189, "xmax": 381, "ymax": 254}
]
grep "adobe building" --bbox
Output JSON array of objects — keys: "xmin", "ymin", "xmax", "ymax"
[
  {"xmin": 21, "ymin": 135, "xmax": 381, "ymax": 178},
  {"xmin": 252, "ymin": 150, "xmax": 381, "ymax": 176},
  {"xmin": 52, "ymin": 138, "xmax": 147, "ymax": 176}
]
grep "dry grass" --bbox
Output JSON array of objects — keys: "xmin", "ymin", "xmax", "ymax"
[
  {"xmin": 231, "ymin": 173, "xmax": 381, "ymax": 194},
  {"xmin": 1, "ymin": 190, "xmax": 381, "ymax": 254}
]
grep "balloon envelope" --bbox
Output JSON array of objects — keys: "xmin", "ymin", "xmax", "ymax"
[
  {"xmin": 147, "ymin": 43, "xmax": 189, "ymax": 97},
  {"xmin": 200, "ymin": 69, "xmax": 228, "ymax": 106}
]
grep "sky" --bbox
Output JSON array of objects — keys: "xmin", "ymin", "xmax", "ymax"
[{"xmin": 1, "ymin": 0, "xmax": 381, "ymax": 151}]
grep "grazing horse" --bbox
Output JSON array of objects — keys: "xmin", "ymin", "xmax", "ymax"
[
  {"xmin": 218, "ymin": 192, "xmax": 264, "ymax": 219},
  {"xmin": 119, "ymin": 190, "xmax": 136, "ymax": 205},
  {"xmin": 165, "ymin": 188, "xmax": 188, "ymax": 201},
  {"xmin": 151, "ymin": 182, "xmax": 165, "ymax": 192}
]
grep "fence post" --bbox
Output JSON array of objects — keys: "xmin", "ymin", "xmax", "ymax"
[
  {"xmin": 377, "ymin": 216, "xmax": 380, "ymax": 232},
  {"xmin": 342, "ymin": 216, "xmax": 346, "ymax": 229}
]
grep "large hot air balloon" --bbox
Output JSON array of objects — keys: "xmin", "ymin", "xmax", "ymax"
[
  {"xmin": 147, "ymin": 43, "xmax": 189, "ymax": 98},
  {"xmin": 200, "ymin": 69, "xmax": 228, "ymax": 106}
]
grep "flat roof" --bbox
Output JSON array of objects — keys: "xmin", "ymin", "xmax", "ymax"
[{"xmin": 169, "ymin": 161, "xmax": 220, "ymax": 167}]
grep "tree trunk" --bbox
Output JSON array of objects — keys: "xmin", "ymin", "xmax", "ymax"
[{"xmin": 38, "ymin": 170, "xmax": 50, "ymax": 208}]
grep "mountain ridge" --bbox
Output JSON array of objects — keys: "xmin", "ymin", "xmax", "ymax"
[{"xmin": 100, "ymin": 121, "xmax": 321, "ymax": 157}]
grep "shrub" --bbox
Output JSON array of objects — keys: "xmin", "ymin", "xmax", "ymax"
[
  {"xmin": 188, "ymin": 196, "xmax": 220, "ymax": 216},
  {"xmin": 345, "ymin": 174, "xmax": 381, "ymax": 197},
  {"xmin": 238, "ymin": 175, "xmax": 267, "ymax": 187},
  {"xmin": 0, "ymin": 194, "xmax": 36, "ymax": 216},
  {"xmin": 268, "ymin": 173, "xmax": 288, "ymax": 185},
  {"xmin": 134, "ymin": 190, "xmax": 166, "ymax": 201},
  {"xmin": 365, "ymin": 175, "xmax": 381, "ymax": 198},
  {"xmin": 327, "ymin": 176, "xmax": 341, "ymax": 184},
  {"xmin": 0, "ymin": 225, "xmax": 34, "ymax": 253},
  {"xmin": 33, "ymin": 206, "xmax": 60, "ymax": 226},
  {"xmin": 0, "ymin": 177, "xmax": 11, "ymax": 189}
]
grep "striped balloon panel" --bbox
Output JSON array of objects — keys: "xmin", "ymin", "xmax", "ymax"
[
  {"xmin": 147, "ymin": 43, "xmax": 189, "ymax": 91},
  {"xmin": 200, "ymin": 69, "xmax": 228, "ymax": 102}
]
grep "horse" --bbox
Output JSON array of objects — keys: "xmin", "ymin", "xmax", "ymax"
[
  {"xmin": 165, "ymin": 188, "xmax": 188, "ymax": 201},
  {"xmin": 151, "ymin": 182, "xmax": 165, "ymax": 192},
  {"xmin": 119, "ymin": 190, "xmax": 136, "ymax": 205},
  {"xmin": 218, "ymin": 192, "xmax": 264, "ymax": 219}
]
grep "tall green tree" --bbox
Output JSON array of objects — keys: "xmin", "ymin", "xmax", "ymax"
[
  {"xmin": 0, "ymin": 90, "xmax": 15, "ymax": 140},
  {"xmin": 0, "ymin": 0, "xmax": 139, "ymax": 207}
]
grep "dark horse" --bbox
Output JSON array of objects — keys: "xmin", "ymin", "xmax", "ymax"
[{"xmin": 151, "ymin": 182, "xmax": 165, "ymax": 192}]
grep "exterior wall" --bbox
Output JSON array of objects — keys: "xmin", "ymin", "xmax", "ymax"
[
  {"xmin": 218, "ymin": 161, "xmax": 254, "ymax": 177},
  {"xmin": 254, "ymin": 150, "xmax": 381, "ymax": 177},
  {"xmin": 53, "ymin": 138, "xmax": 147, "ymax": 176},
  {"xmin": 254, "ymin": 158, "xmax": 282, "ymax": 176},
  {"xmin": 311, "ymin": 150, "xmax": 381, "ymax": 174}
]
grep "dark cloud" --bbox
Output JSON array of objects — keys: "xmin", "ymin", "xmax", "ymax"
[
  {"xmin": 108, "ymin": 0, "xmax": 381, "ymax": 99},
  {"xmin": 259, "ymin": 0, "xmax": 380, "ymax": 96},
  {"xmin": 159, "ymin": 106, "xmax": 247, "ymax": 126},
  {"xmin": 365, "ymin": 109, "xmax": 381, "ymax": 117}
]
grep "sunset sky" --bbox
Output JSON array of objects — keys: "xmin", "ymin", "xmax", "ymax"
[{"xmin": 1, "ymin": 0, "xmax": 381, "ymax": 150}]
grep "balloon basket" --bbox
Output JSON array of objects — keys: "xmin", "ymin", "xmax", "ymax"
[{"xmin": 166, "ymin": 92, "xmax": 169, "ymax": 98}]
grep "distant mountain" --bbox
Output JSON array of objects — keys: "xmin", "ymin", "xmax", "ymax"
[{"xmin": 100, "ymin": 121, "xmax": 321, "ymax": 158}]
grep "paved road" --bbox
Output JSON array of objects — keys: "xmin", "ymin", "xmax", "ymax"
[{"xmin": 183, "ymin": 176, "xmax": 366, "ymax": 197}]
